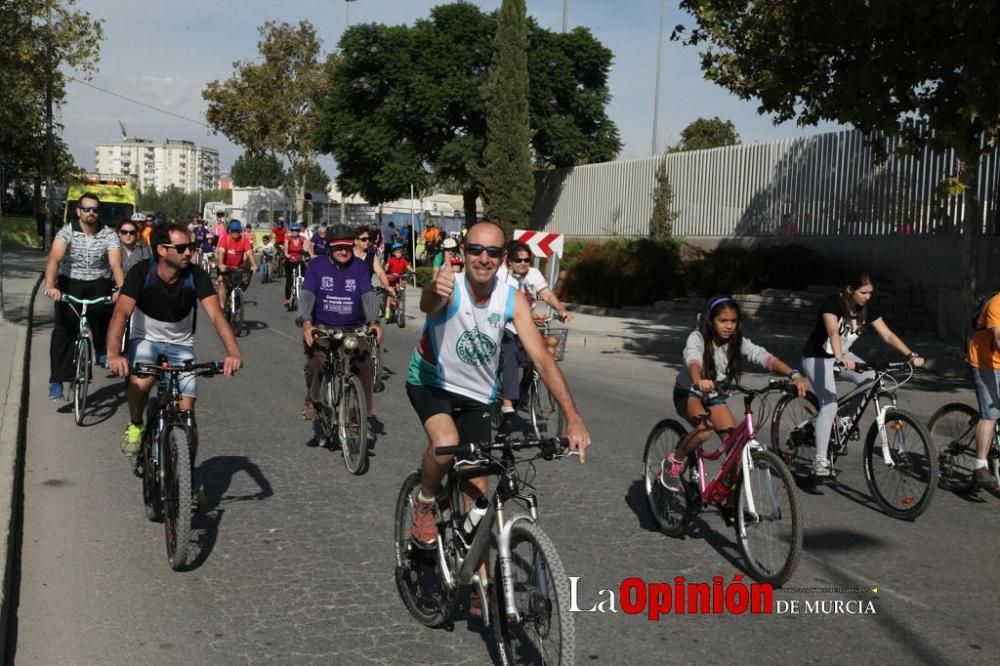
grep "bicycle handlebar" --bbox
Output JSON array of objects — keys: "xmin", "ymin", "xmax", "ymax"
[
  {"xmin": 437, "ymin": 436, "xmax": 571, "ymax": 460},
  {"xmin": 838, "ymin": 360, "xmax": 913, "ymax": 373},
  {"xmin": 703, "ymin": 378, "xmax": 796, "ymax": 397},
  {"xmin": 132, "ymin": 360, "xmax": 224, "ymax": 378},
  {"xmin": 61, "ymin": 295, "xmax": 113, "ymax": 305}
]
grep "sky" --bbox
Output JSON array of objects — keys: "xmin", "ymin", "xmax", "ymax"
[{"xmin": 61, "ymin": 0, "xmax": 841, "ymax": 177}]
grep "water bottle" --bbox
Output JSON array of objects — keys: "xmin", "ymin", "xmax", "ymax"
[{"xmin": 463, "ymin": 497, "xmax": 489, "ymax": 535}]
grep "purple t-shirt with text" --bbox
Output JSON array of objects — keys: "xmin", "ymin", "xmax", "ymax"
[{"xmin": 302, "ymin": 255, "xmax": 372, "ymax": 328}]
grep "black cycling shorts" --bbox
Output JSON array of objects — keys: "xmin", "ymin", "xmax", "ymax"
[{"xmin": 406, "ymin": 383, "xmax": 492, "ymax": 445}]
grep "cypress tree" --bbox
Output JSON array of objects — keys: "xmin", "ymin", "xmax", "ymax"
[
  {"xmin": 649, "ymin": 157, "xmax": 678, "ymax": 242},
  {"xmin": 482, "ymin": 0, "xmax": 533, "ymax": 232}
]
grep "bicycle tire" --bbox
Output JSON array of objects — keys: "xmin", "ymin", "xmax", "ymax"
[
  {"xmin": 527, "ymin": 378, "xmax": 542, "ymax": 439},
  {"xmin": 235, "ymin": 288, "xmax": 245, "ymax": 335},
  {"xmin": 141, "ymin": 401, "xmax": 162, "ymax": 521},
  {"xmin": 863, "ymin": 408, "xmax": 938, "ymax": 520},
  {"xmin": 769, "ymin": 391, "xmax": 820, "ymax": 476},
  {"xmin": 541, "ymin": 383, "xmax": 564, "ymax": 437},
  {"xmin": 492, "ymin": 520, "xmax": 575, "ymax": 666},
  {"xmin": 340, "ymin": 374, "xmax": 369, "ymax": 474},
  {"xmin": 927, "ymin": 402, "xmax": 979, "ymax": 494},
  {"xmin": 371, "ymin": 336, "xmax": 384, "ymax": 393},
  {"xmin": 163, "ymin": 427, "xmax": 193, "ymax": 570},
  {"xmin": 735, "ymin": 449, "xmax": 803, "ymax": 587},
  {"xmin": 641, "ymin": 419, "xmax": 696, "ymax": 538},
  {"xmin": 393, "ymin": 471, "xmax": 454, "ymax": 627},
  {"xmin": 316, "ymin": 372, "xmax": 337, "ymax": 445},
  {"xmin": 397, "ymin": 288, "xmax": 406, "ymax": 328},
  {"xmin": 72, "ymin": 337, "xmax": 93, "ymax": 426}
]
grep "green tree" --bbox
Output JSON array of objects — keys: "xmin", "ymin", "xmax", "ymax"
[
  {"xmin": 0, "ymin": 0, "xmax": 102, "ymax": 195},
  {"xmin": 317, "ymin": 3, "xmax": 620, "ymax": 223},
  {"xmin": 138, "ymin": 187, "xmax": 231, "ymax": 221},
  {"xmin": 231, "ymin": 151, "xmax": 286, "ymax": 188},
  {"xmin": 673, "ymin": 0, "xmax": 1000, "ymax": 323},
  {"xmin": 649, "ymin": 157, "xmax": 679, "ymax": 241},
  {"xmin": 287, "ymin": 159, "xmax": 330, "ymax": 193},
  {"xmin": 482, "ymin": 0, "xmax": 533, "ymax": 231},
  {"xmin": 670, "ymin": 117, "xmax": 740, "ymax": 152},
  {"xmin": 203, "ymin": 21, "xmax": 333, "ymax": 220}
]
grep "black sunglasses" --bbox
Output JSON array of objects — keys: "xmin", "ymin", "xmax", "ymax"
[
  {"xmin": 162, "ymin": 242, "xmax": 193, "ymax": 254},
  {"xmin": 511, "ymin": 257, "xmax": 531, "ymax": 263},
  {"xmin": 357, "ymin": 236, "xmax": 370, "ymax": 242},
  {"xmin": 119, "ymin": 229, "xmax": 137, "ymax": 236},
  {"xmin": 78, "ymin": 206, "xmax": 99, "ymax": 213},
  {"xmin": 464, "ymin": 244, "xmax": 504, "ymax": 258}
]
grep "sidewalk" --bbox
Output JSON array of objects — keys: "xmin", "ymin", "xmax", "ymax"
[{"xmin": 0, "ymin": 245, "xmax": 45, "ymax": 657}]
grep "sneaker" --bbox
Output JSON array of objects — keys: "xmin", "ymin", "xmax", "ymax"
[
  {"xmin": 410, "ymin": 495, "xmax": 439, "ymax": 548},
  {"xmin": 48, "ymin": 382, "xmax": 64, "ymax": 400},
  {"xmin": 973, "ymin": 466, "xmax": 999, "ymax": 490},
  {"xmin": 120, "ymin": 423, "xmax": 144, "ymax": 456},
  {"xmin": 663, "ymin": 453, "xmax": 685, "ymax": 492},
  {"xmin": 367, "ymin": 414, "xmax": 384, "ymax": 435},
  {"xmin": 812, "ymin": 458, "xmax": 833, "ymax": 478},
  {"xmin": 300, "ymin": 399, "xmax": 317, "ymax": 421}
]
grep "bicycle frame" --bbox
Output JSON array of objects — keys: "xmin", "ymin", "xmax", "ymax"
[
  {"xmin": 691, "ymin": 404, "xmax": 764, "ymax": 525},
  {"xmin": 827, "ymin": 369, "xmax": 899, "ymax": 464}
]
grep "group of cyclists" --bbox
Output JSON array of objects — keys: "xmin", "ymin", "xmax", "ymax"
[{"xmin": 40, "ymin": 195, "xmax": 999, "ymax": 601}]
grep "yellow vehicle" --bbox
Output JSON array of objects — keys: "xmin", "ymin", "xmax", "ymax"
[{"xmin": 63, "ymin": 174, "xmax": 136, "ymax": 228}]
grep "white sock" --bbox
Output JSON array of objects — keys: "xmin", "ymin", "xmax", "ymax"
[
  {"xmin": 417, "ymin": 490, "xmax": 436, "ymax": 503},
  {"xmin": 975, "ymin": 458, "xmax": 988, "ymax": 469}
]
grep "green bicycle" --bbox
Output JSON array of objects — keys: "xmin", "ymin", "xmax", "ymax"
[{"xmin": 62, "ymin": 294, "xmax": 113, "ymax": 426}]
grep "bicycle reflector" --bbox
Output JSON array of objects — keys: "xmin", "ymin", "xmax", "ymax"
[
  {"xmin": 344, "ymin": 335, "xmax": 360, "ymax": 351},
  {"xmin": 890, "ymin": 422, "xmax": 904, "ymax": 431}
]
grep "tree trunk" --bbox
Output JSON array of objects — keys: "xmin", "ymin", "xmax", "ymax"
[
  {"xmin": 957, "ymin": 141, "xmax": 982, "ymax": 348},
  {"xmin": 463, "ymin": 186, "xmax": 479, "ymax": 228},
  {"xmin": 296, "ymin": 173, "xmax": 307, "ymax": 227}
]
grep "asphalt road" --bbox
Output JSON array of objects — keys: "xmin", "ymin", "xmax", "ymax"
[{"xmin": 11, "ymin": 275, "xmax": 1000, "ymax": 665}]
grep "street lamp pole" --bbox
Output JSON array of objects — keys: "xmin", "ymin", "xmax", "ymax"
[
  {"xmin": 651, "ymin": 0, "xmax": 666, "ymax": 155},
  {"xmin": 562, "ymin": 0, "xmax": 568, "ymax": 32},
  {"xmin": 340, "ymin": 0, "xmax": 360, "ymax": 228}
]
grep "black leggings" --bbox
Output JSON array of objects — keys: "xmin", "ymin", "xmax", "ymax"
[{"xmin": 49, "ymin": 276, "xmax": 113, "ymax": 383}]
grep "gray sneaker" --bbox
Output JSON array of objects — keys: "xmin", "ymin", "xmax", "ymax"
[
  {"xmin": 973, "ymin": 466, "xmax": 998, "ymax": 490},
  {"xmin": 812, "ymin": 459, "xmax": 833, "ymax": 478}
]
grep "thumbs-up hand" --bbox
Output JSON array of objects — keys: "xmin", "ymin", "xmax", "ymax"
[{"xmin": 433, "ymin": 251, "xmax": 456, "ymax": 299}]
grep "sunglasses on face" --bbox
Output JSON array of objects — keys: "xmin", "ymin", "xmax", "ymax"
[
  {"xmin": 357, "ymin": 236, "xmax": 370, "ymax": 242},
  {"xmin": 464, "ymin": 244, "xmax": 504, "ymax": 258},
  {"xmin": 511, "ymin": 257, "xmax": 531, "ymax": 264},
  {"xmin": 331, "ymin": 246, "xmax": 353, "ymax": 253},
  {"xmin": 162, "ymin": 242, "xmax": 193, "ymax": 254},
  {"xmin": 79, "ymin": 206, "xmax": 98, "ymax": 213},
  {"xmin": 119, "ymin": 229, "xmax": 137, "ymax": 236}
]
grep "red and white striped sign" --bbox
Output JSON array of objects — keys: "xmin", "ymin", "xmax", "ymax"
[{"xmin": 513, "ymin": 230, "xmax": 564, "ymax": 258}]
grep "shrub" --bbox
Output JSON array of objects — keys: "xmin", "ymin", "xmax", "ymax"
[
  {"xmin": 684, "ymin": 243, "xmax": 837, "ymax": 295},
  {"xmin": 414, "ymin": 266, "xmax": 434, "ymax": 288},
  {"xmin": 559, "ymin": 238, "xmax": 598, "ymax": 271},
  {"xmin": 558, "ymin": 237, "xmax": 684, "ymax": 308}
]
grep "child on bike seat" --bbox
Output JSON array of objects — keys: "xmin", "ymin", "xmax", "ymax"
[
  {"xmin": 666, "ymin": 296, "xmax": 810, "ymax": 489},
  {"xmin": 261, "ymin": 235, "xmax": 276, "ymax": 262}
]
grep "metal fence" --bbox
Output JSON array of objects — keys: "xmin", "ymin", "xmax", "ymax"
[{"xmin": 530, "ymin": 127, "xmax": 1000, "ymax": 238}]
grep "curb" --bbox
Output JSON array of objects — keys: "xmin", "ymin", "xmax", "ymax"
[{"xmin": 0, "ymin": 272, "xmax": 42, "ymax": 660}]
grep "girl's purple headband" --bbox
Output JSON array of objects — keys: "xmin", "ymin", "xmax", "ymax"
[{"xmin": 708, "ymin": 297, "xmax": 736, "ymax": 311}]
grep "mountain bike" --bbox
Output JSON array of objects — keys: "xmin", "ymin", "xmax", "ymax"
[
  {"xmin": 927, "ymin": 402, "xmax": 1000, "ymax": 494},
  {"xmin": 381, "ymin": 276, "xmax": 407, "ymax": 328},
  {"xmin": 492, "ymin": 315, "xmax": 567, "ymax": 439},
  {"xmin": 287, "ymin": 260, "xmax": 306, "ymax": 312},
  {"xmin": 132, "ymin": 359, "xmax": 222, "ymax": 570},
  {"xmin": 62, "ymin": 294, "xmax": 113, "ymax": 426},
  {"xmin": 643, "ymin": 380, "xmax": 803, "ymax": 587},
  {"xmin": 312, "ymin": 327, "xmax": 369, "ymax": 474},
  {"xmin": 221, "ymin": 270, "xmax": 246, "ymax": 336},
  {"xmin": 394, "ymin": 435, "xmax": 576, "ymax": 665},
  {"xmin": 770, "ymin": 361, "xmax": 937, "ymax": 520}
]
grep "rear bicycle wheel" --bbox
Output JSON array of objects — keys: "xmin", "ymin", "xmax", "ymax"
[
  {"xmin": 769, "ymin": 391, "xmax": 819, "ymax": 476},
  {"xmin": 492, "ymin": 521, "xmax": 575, "ymax": 666},
  {"xmin": 735, "ymin": 449, "xmax": 802, "ymax": 587},
  {"xmin": 539, "ymin": 383, "xmax": 564, "ymax": 437},
  {"xmin": 641, "ymin": 419, "xmax": 696, "ymax": 538},
  {"xmin": 72, "ymin": 337, "xmax": 93, "ymax": 426},
  {"xmin": 163, "ymin": 427, "xmax": 193, "ymax": 570},
  {"xmin": 393, "ymin": 471, "xmax": 454, "ymax": 627},
  {"xmin": 397, "ymin": 288, "xmax": 406, "ymax": 328},
  {"xmin": 927, "ymin": 402, "xmax": 978, "ymax": 493},
  {"xmin": 371, "ymin": 337, "xmax": 384, "ymax": 393},
  {"xmin": 527, "ymin": 377, "xmax": 542, "ymax": 439},
  {"xmin": 141, "ymin": 403, "xmax": 162, "ymax": 521},
  {"xmin": 863, "ymin": 408, "xmax": 937, "ymax": 520},
  {"xmin": 340, "ymin": 375, "xmax": 369, "ymax": 474}
]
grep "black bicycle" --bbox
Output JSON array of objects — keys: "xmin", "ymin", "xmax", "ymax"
[
  {"xmin": 394, "ymin": 436, "xmax": 576, "ymax": 665},
  {"xmin": 928, "ymin": 402, "xmax": 1000, "ymax": 494},
  {"xmin": 132, "ymin": 360, "xmax": 222, "ymax": 570},
  {"xmin": 312, "ymin": 328, "xmax": 369, "ymax": 474},
  {"xmin": 770, "ymin": 361, "xmax": 937, "ymax": 520}
]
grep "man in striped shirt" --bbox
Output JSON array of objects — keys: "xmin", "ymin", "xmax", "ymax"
[{"xmin": 43, "ymin": 193, "xmax": 124, "ymax": 400}]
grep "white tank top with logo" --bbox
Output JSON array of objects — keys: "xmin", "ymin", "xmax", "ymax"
[{"xmin": 407, "ymin": 275, "xmax": 516, "ymax": 404}]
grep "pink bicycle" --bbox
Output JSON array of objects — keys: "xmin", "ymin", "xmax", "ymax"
[{"xmin": 642, "ymin": 380, "xmax": 803, "ymax": 586}]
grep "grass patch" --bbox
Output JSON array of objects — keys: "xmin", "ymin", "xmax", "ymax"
[{"xmin": 1, "ymin": 216, "xmax": 42, "ymax": 248}]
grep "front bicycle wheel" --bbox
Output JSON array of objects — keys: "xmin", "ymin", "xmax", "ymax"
[
  {"xmin": 927, "ymin": 402, "xmax": 979, "ymax": 493},
  {"xmin": 163, "ymin": 427, "xmax": 193, "ymax": 570},
  {"xmin": 641, "ymin": 419, "xmax": 695, "ymax": 538},
  {"xmin": 371, "ymin": 337, "xmax": 384, "ymax": 393},
  {"xmin": 72, "ymin": 337, "xmax": 93, "ymax": 426},
  {"xmin": 393, "ymin": 471, "xmax": 454, "ymax": 627},
  {"xmin": 397, "ymin": 288, "xmax": 406, "ymax": 328},
  {"xmin": 770, "ymin": 392, "xmax": 819, "ymax": 476},
  {"xmin": 492, "ymin": 521, "xmax": 575, "ymax": 666},
  {"xmin": 140, "ymin": 403, "xmax": 162, "ymax": 521},
  {"xmin": 339, "ymin": 375, "xmax": 369, "ymax": 474},
  {"xmin": 863, "ymin": 408, "xmax": 937, "ymax": 520},
  {"xmin": 316, "ymin": 373, "xmax": 337, "ymax": 445},
  {"xmin": 234, "ymin": 289, "xmax": 245, "ymax": 335},
  {"xmin": 735, "ymin": 449, "xmax": 802, "ymax": 587}
]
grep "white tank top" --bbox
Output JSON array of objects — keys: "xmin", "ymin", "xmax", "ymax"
[{"xmin": 407, "ymin": 275, "xmax": 516, "ymax": 404}]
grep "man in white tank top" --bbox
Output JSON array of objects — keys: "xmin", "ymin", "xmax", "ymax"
[{"xmin": 405, "ymin": 221, "xmax": 592, "ymax": 552}]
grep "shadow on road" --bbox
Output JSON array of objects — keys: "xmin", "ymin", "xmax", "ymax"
[
  {"xmin": 197, "ymin": 455, "xmax": 274, "ymax": 510},
  {"xmin": 802, "ymin": 527, "xmax": 883, "ymax": 553}
]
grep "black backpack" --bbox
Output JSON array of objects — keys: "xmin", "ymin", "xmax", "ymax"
[{"xmin": 972, "ymin": 292, "xmax": 1000, "ymax": 330}]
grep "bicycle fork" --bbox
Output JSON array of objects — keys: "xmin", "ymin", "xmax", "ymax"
[{"xmin": 873, "ymin": 399, "xmax": 897, "ymax": 467}]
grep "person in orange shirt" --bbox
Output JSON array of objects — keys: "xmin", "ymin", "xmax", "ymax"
[
  {"xmin": 422, "ymin": 221, "xmax": 442, "ymax": 254},
  {"xmin": 967, "ymin": 292, "xmax": 1000, "ymax": 489},
  {"xmin": 141, "ymin": 214, "xmax": 154, "ymax": 246}
]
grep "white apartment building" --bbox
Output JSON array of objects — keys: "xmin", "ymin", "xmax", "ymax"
[{"xmin": 94, "ymin": 138, "xmax": 221, "ymax": 195}]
